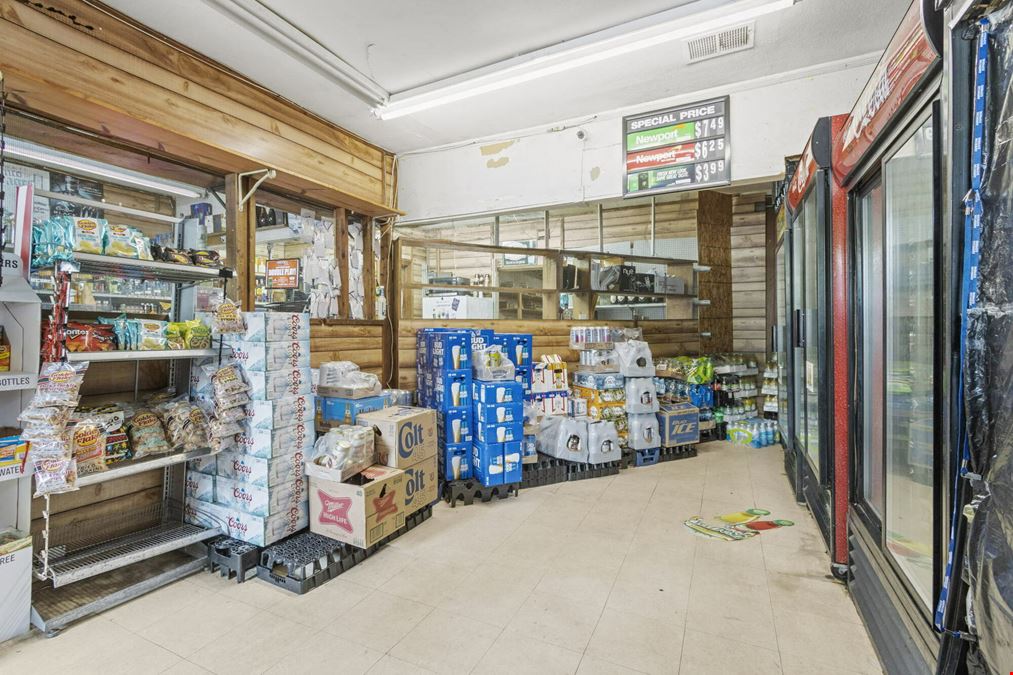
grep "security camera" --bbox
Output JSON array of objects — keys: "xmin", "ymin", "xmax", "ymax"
[{"xmin": 576, "ymin": 129, "xmax": 587, "ymax": 141}]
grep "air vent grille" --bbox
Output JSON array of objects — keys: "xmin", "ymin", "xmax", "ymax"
[{"xmin": 686, "ymin": 22, "xmax": 754, "ymax": 63}]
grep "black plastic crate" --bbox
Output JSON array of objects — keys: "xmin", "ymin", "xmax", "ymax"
[
  {"xmin": 635, "ymin": 448, "xmax": 661, "ymax": 467},
  {"xmin": 206, "ymin": 536, "xmax": 261, "ymax": 583},
  {"xmin": 443, "ymin": 478, "xmax": 520, "ymax": 507},
  {"xmin": 256, "ymin": 532, "xmax": 356, "ymax": 595},
  {"xmin": 658, "ymin": 445, "xmax": 698, "ymax": 462},
  {"xmin": 565, "ymin": 460, "xmax": 621, "ymax": 482},
  {"xmin": 521, "ymin": 454, "xmax": 568, "ymax": 489}
]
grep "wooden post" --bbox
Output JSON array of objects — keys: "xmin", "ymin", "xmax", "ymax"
[
  {"xmin": 363, "ymin": 219, "xmax": 376, "ymax": 319},
  {"xmin": 335, "ymin": 208, "xmax": 350, "ymax": 319},
  {"xmin": 225, "ymin": 173, "xmax": 256, "ymax": 310},
  {"xmin": 387, "ymin": 238, "xmax": 403, "ymax": 387}
]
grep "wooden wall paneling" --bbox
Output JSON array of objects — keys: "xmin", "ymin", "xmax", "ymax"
[
  {"xmin": 310, "ymin": 321, "xmax": 385, "ymax": 376},
  {"xmin": 0, "ymin": 0, "xmax": 399, "ymax": 216},
  {"xmin": 335, "ymin": 208, "xmax": 350, "ymax": 319},
  {"xmin": 765, "ymin": 201, "xmax": 778, "ymax": 355},
  {"xmin": 695, "ymin": 191, "xmax": 733, "ymax": 353},
  {"xmin": 731, "ymin": 193, "xmax": 770, "ymax": 356}
]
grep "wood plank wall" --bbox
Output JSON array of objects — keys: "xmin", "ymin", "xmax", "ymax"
[
  {"xmin": 696, "ymin": 191, "xmax": 733, "ymax": 353},
  {"xmin": 0, "ymin": 0, "xmax": 397, "ymax": 215},
  {"xmin": 396, "ymin": 319, "xmax": 700, "ymax": 390},
  {"xmin": 310, "ymin": 321, "xmax": 385, "ymax": 377},
  {"xmin": 731, "ymin": 193, "xmax": 770, "ymax": 356}
]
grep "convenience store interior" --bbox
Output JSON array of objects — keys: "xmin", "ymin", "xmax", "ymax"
[{"xmin": 0, "ymin": 1, "xmax": 1010, "ymax": 674}]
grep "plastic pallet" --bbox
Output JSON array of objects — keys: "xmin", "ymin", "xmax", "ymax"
[
  {"xmin": 635, "ymin": 448, "xmax": 661, "ymax": 467},
  {"xmin": 658, "ymin": 445, "xmax": 698, "ymax": 462},
  {"xmin": 521, "ymin": 454, "xmax": 568, "ymax": 489},
  {"xmin": 256, "ymin": 532, "xmax": 356, "ymax": 595},
  {"xmin": 206, "ymin": 536, "xmax": 261, "ymax": 583},
  {"xmin": 619, "ymin": 449, "xmax": 636, "ymax": 470},
  {"xmin": 442, "ymin": 479, "xmax": 520, "ymax": 507},
  {"xmin": 566, "ymin": 460, "xmax": 621, "ymax": 481}
]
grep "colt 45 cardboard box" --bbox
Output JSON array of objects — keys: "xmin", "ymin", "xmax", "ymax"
[{"xmin": 357, "ymin": 406, "xmax": 437, "ymax": 469}]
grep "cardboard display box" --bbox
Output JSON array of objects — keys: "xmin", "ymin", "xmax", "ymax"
[
  {"xmin": 658, "ymin": 402, "xmax": 701, "ymax": 446},
  {"xmin": 402, "ymin": 454, "xmax": 437, "ymax": 517},
  {"xmin": 308, "ymin": 464, "xmax": 406, "ymax": 548},
  {"xmin": 357, "ymin": 406, "xmax": 436, "ymax": 469}
]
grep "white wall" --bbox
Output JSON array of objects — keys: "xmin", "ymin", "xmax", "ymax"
[{"xmin": 397, "ymin": 57, "xmax": 876, "ymax": 223}]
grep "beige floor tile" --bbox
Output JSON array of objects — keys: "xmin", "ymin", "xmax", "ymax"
[
  {"xmin": 555, "ymin": 531, "xmax": 631, "ymax": 571},
  {"xmin": 264, "ymin": 633, "xmax": 383, "ymax": 674},
  {"xmin": 188, "ymin": 611, "xmax": 317, "ymax": 674},
  {"xmin": 65, "ymin": 622, "xmax": 182, "ymax": 674},
  {"xmin": 506, "ymin": 591, "xmax": 604, "ymax": 651},
  {"xmin": 780, "ymin": 652, "xmax": 879, "ymax": 675},
  {"xmin": 493, "ymin": 522, "xmax": 574, "ymax": 567},
  {"xmin": 161, "ymin": 661, "xmax": 212, "ymax": 674},
  {"xmin": 774, "ymin": 608, "xmax": 882, "ymax": 673},
  {"xmin": 678, "ymin": 629, "xmax": 781, "ymax": 675},
  {"xmin": 137, "ymin": 594, "xmax": 262, "ymax": 658},
  {"xmin": 382, "ymin": 557, "xmax": 476, "ymax": 606},
  {"xmin": 389, "ymin": 608, "xmax": 501, "ymax": 674},
  {"xmin": 554, "ymin": 475, "xmax": 615, "ymax": 501},
  {"xmin": 761, "ymin": 540, "xmax": 830, "ymax": 578},
  {"xmin": 105, "ymin": 577, "xmax": 210, "ymax": 631},
  {"xmin": 768, "ymin": 572, "xmax": 862, "ymax": 624},
  {"xmin": 692, "ymin": 534, "xmax": 767, "ymax": 569},
  {"xmin": 585, "ymin": 608, "xmax": 684, "ymax": 674},
  {"xmin": 535, "ymin": 563, "xmax": 619, "ymax": 607},
  {"xmin": 267, "ymin": 577, "xmax": 373, "ymax": 628},
  {"xmin": 366, "ymin": 655, "xmax": 435, "ymax": 674},
  {"xmin": 684, "ymin": 587, "xmax": 776, "ymax": 650},
  {"xmin": 437, "ymin": 560, "xmax": 541, "ymax": 627},
  {"xmin": 576, "ymin": 654, "xmax": 650, "ymax": 674},
  {"xmin": 339, "ymin": 545, "xmax": 417, "ymax": 589},
  {"xmin": 323, "ymin": 589, "xmax": 433, "ymax": 652},
  {"xmin": 473, "ymin": 629, "xmax": 583, "ymax": 674},
  {"xmin": 605, "ymin": 562, "xmax": 692, "ymax": 623},
  {"xmin": 215, "ymin": 576, "xmax": 291, "ymax": 610}
]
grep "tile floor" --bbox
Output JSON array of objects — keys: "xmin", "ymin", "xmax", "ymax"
[{"xmin": 0, "ymin": 441, "xmax": 883, "ymax": 674}]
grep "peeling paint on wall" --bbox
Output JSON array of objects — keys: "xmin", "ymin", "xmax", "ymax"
[
  {"xmin": 486, "ymin": 157, "xmax": 510, "ymax": 169},
  {"xmin": 589, "ymin": 166, "xmax": 601, "ymax": 181},
  {"xmin": 479, "ymin": 140, "xmax": 516, "ymax": 156}
]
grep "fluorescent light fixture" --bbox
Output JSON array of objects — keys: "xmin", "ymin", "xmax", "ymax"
[
  {"xmin": 6, "ymin": 142, "xmax": 203, "ymax": 199},
  {"xmin": 374, "ymin": 0, "xmax": 796, "ymax": 120},
  {"xmin": 204, "ymin": 0, "xmax": 387, "ymax": 106}
]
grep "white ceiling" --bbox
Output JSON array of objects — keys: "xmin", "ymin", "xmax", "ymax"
[{"xmin": 103, "ymin": 0, "xmax": 910, "ymax": 153}]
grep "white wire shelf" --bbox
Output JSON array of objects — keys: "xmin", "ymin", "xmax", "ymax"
[
  {"xmin": 76, "ymin": 446, "xmax": 220, "ymax": 487},
  {"xmin": 36, "ymin": 522, "xmax": 221, "ymax": 587},
  {"xmin": 65, "ymin": 349, "xmax": 217, "ymax": 363}
]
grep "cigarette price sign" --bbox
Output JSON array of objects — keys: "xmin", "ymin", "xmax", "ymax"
[
  {"xmin": 623, "ymin": 96, "xmax": 730, "ymax": 197},
  {"xmin": 266, "ymin": 258, "xmax": 300, "ymax": 289}
]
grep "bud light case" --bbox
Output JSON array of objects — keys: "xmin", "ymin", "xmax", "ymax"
[
  {"xmin": 502, "ymin": 440, "xmax": 523, "ymax": 483},
  {"xmin": 472, "ymin": 441, "xmax": 505, "ymax": 487},
  {"xmin": 437, "ymin": 408, "xmax": 473, "ymax": 444},
  {"xmin": 443, "ymin": 442, "xmax": 472, "ymax": 481},
  {"xmin": 474, "ymin": 401, "xmax": 524, "ymax": 425},
  {"xmin": 433, "ymin": 370, "xmax": 472, "ymax": 411},
  {"xmin": 430, "ymin": 331, "xmax": 472, "ymax": 371},
  {"xmin": 357, "ymin": 406, "xmax": 437, "ymax": 469},
  {"xmin": 473, "ymin": 380, "xmax": 523, "ymax": 404}
]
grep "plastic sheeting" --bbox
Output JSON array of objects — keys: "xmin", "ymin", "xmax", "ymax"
[{"xmin": 963, "ymin": 7, "xmax": 1013, "ymax": 672}]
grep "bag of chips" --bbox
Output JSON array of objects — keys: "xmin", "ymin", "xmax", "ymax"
[
  {"xmin": 184, "ymin": 320, "xmax": 212, "ymax": 349},
  {"xmin": 166, "ymin": 322, "xmax": 187, "ymax": 350},
  {"xmin": 151, "ymin": 244, "xmax": 192, "ymax": 265},
  {"xmin": 208, "ymin": 364, "xmax": 249, "ymax": 398},
  {"xmin": 72, "ymin": 218, "xmax": 106, "ymax": 254},
  {"xmin": 70, "ymin": 418, "xmax": 108, "ymax": 475},
  {"xmin": 212, "ymin": 298, "xmax": 245, "ymax": 334},
  {"xmin": 134, "ymin": 320, "xmax": 168, "ymax": 351},
  {"xmin": 65, "ymin": 322, "xmax": 93, "ymax": 353},
  {"xmin": 105, "ymin": 224, "xmax": 142, "ymax": 258},
  {"xmin": 189, "ymin": 249, "xmax": 222, "ymax": 268},
  {"xmin": 207, "ymin": 415, "xmax": 243, "ymax": 440},
  {"xmin": 90, "ymin": 324, "xmax": 117, "ymax": 351},
  {"xmin": 98, "ymin": 315, "xmax": 131, "ymax": 350},
  {"xmin": 31, "ymin": 438, "xmax": 78, "ymax": 496},
  {"xmin": 126, "ymin": 409, "xmax": 171, "ymax": 458},
  {"xmin": 31, "ymin": 361, "xmax": 89, "ymax": 408}
]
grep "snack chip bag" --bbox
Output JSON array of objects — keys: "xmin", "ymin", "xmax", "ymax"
[
  {"xmin": 166, "ymin": 322, "xmax": 187, "ymax": 350},
  {"xmin": 126, "ymin": 409, "xmax": 171, "ymax": 458},
  {"xmin": 72, "ymin": 218, "xmax": 106, "ymax": 254},
  {"xmin": 71, "ymin": 419, "xmax": 108, "ymax": 475},
  {"xmin": 184, "ymin": 320, "xmax": 212, "ymax": 349},
  {"xmin": 98, "ymin": 315, "xmax": 131, "ymax": 350},
  {"xmin": 31, "ymin": 361, "xmax": 89, "ymax": 408},
  {"xmin": 30, "ymin": 438, "xmax": 78, "ymax": 496},
  {"xmin": 213, "ymin": 298, "xmax": 245, "ymax": 334},
  {"xmin": 135, "ymin": 320, "xmax": 168, "ymax": 351},
  {"xmin": 104, "ymin": 224, "xmax": 142, "ymax": 258}
]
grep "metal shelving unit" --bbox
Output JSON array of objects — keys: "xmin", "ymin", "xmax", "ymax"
[{"xmin": 30, "ymin": 246, "xmax": 233, "ymax": 635}]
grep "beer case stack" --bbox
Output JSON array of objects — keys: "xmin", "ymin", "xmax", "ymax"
[{"xmin": 185, "ymin": 311, "xmax": 314, "ymax": 546}]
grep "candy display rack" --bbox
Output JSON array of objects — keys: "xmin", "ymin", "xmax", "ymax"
[{"xmin": 30, "ymin": 249, "xmax": 234, "ymax": 636}]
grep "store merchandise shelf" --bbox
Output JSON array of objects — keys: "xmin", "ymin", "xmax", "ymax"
[
  {"xmin": 36, "ymin": 522, "xmax": 220, "ymax": 588},
  {"xmin": 66, "ymin": 348, "xmax": 217, "ymax": 363},
  {"xmin": 592, "ymin": 291, "xmax": 697, "ymax": 299},
  {"xmin": 93, "ymin": 293, "xmax": 173, "ymax": 302},
  {"xmin": 764, "ymin": 404, "xmax": 779, "ymax": 413},
  {"xmin": 761, "ymin": 387, "xmax": 778, "ymax": 396},
  {"xmin": 60, "ymin": 253, "xmax": 233, "ymax": 283},
  {"xmin": 31, "ymin": 550, "xmax": 206, "ymax": 635},
  {"xmin": 595, "ymin": 302, "xmax": 665, "ymax": 309},
  {"xmin": 76, "ymin": 447, "xmax": 220, "ymax": 487},
  {"xmin": 715, "ymin": 367, "xmax": 759, "ymax": 376}
]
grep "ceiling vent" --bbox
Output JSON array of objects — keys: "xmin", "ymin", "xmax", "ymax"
[{"xmin": 685, "ymin": 22, "xmax": 754, "ymax": 63}]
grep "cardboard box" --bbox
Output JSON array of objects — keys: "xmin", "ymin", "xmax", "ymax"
[
  {"xmin": 187, "ymin": 454, "xmax": 217, "ymax": 476},
  {"xmin": 185, "ymin": 497, "xmax": 307, "ymax": 546},
  {"xmin": 0, "ymin": 529, "xmax": 31, "ymax": 643},
  {"xmin": 184, "ymin": 470, "xmax": 215, "ymax": 502},
  {"xmin": 472, "ymin": 380, "xmax": 523, "ymax": 404},
  {"xmin": 568, "ymin": 397, "xmax": 588, "ymax": 418},
  {"xmin": 532, "ymin": 360, "xmax": 568, "ymax": 393},
  {"xmin": 308, "ymin": 465, "xmax": 406, "ymax": 548},
  {"xmin": 216, "ymin": 449, "xmax": 305, "ymax": 487},
  {"xmin": 262, "ymin": 312, "xmax": 311, "ymax": 342},
  {"xmin": 475, "ymin": 420, "xmax": 522, "ymax": 444},
  {"xmin": 521, "ymin": 434, "xmax": 538, "ymax": 463},
  {"xmin": 571, "ymin": 385, "xmax": 625, "ymax": 405},
  {"xmin": 503, "ymin": 440, "xmax": 522, "ymax": 483},
  {"xmin": 473, "ymin": 401, "xmax": 523, "ymax": 425},
  {"xmin": 532, "ymin": 392, "xmax": 569, "ymax": 416},
  {"xmin": 433, "ymin": 369, "xmax": 472, "ymax": 410},
  {"xmin": 402, "ymin": 454, "xmax": 437, "ymax": 517},
  {"xmin": 437, "ymin": 408, "xmax": 473, "ymax": 444},
  {"xmin": 513, "ymin": 365, "xmax": 533, "ymax": 399},
  {"xmin": 357, "ymin": 406, "xmax": 437, "ymax": 469},
  {"xmin": 245, "ymin": 395, "xmax": 314, "ymax": 430},
  {"xmin": 264, "ymin": 368, "xmax": 313, "ymax": 400},
  {"xmin": 214, "ymin": 474, "xmax": 307, "ymax": 517},
  {"xmin": 316, "ymin": 395, "xmax": 387, "ymax": 429},
  {"xmin": 442, "ymin": 442, "xmax": 472, "ymax": 481},
  {"xmin": 429, "ymin": 331, "xmax": 472, "ymax": 370},
  {"xmin": 472, "ymin": 441, "xmax": 504, "ymax": 487},
  {"xmin": 224, "ymin": 340, "xmax": 311, "ymax": 371},
  {"xmin": 234, "ymin": 421, "xmax": 314, "ymax": 459},
  {"xmin": 658, "ymin": 402, "xmax": 700, "ymax": 446}
]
